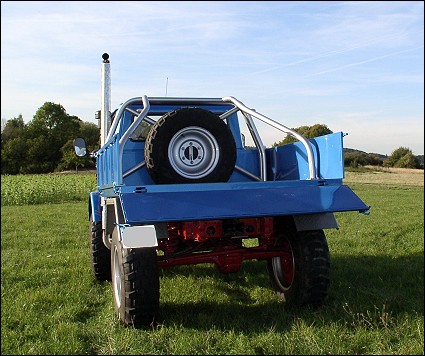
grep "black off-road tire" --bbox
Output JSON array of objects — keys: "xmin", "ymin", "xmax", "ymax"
[
  {"xmin": 111, "ymin": 231, "xmax": 160, "ymax": 328},
  {"xmin": 144, "ymin": 107, "xmax": 236, "ymax": 184},
  {"xmin": 89, "ymin": 216, "xmax": 111, "ymax": 282},
  {"xmin": 267, "ymin": 221, "xmax": 330, "ymax": 307}
]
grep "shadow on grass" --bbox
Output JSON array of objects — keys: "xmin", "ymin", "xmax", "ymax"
[{"xmin": 158, "ymin": 252, "xmax": 424, "ymax": 332}]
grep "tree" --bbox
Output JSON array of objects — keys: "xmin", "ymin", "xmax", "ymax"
[
  {"xmin": 56, "ymin": 121, "xmax": 99, "ymax": 171},
  {"xmin": 344, "ymin": 151, "xmax": 384, "ymax": 168},
  {"xmin": 29, "ymin": 102, "xmax": 80, "ymax": 142},
  {"xmin": 1, "ymin": 102, "xmax": 101, "ymax": 174},
  {"xmin": 273, "ymin": 124, "xmax": 333, "ymax": 147},
  {"xmin": 1, "ymin": 136, "xmax": 29, "ymax": 174},
  {"xmin": 1, "ymin": 114, "xmax": 26, "ymax": 148},
  {"xmin": 24, "ymin": 135, "xmax": 56, "ymax": 173},
  {"xmin": 25, "ymin": 102, "xmax": 81, "ymax": 172},
  {"xmin": 344, "ymin": 151, "xmax": 368, "ymax": 168},
  {"xmin": 384, "ymin": 147, "xmax": 420, "ymax": 169},
  {"xmin": 78, "ymin": 121, "xmax": 100, "ymax": 151},
  {"xmin": 57, "ymin": 139, "xmax": 95, "ymax": 172}
]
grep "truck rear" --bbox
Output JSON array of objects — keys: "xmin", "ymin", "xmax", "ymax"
[{"xmin": 75, "ymin": 53, "xmax": 370, "ymax": 327}]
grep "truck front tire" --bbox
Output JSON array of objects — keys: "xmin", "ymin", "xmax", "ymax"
[
  {"xmin": 267, "ymin": 223, "xmax": 330, "ymax": 307},
  {"xmin": 111, "ymin": 230, "xmax": 160, "ymax": 327},
  {"xmin": 144, "ymin": 107, "xmax": 236, "ymax": 184}
]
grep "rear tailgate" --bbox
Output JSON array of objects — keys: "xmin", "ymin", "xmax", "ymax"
[{"xmin": 118, "ymin": 179, "xmax": 369, "ymax": 224}]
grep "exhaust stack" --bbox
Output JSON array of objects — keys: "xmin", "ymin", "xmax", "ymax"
[{"xmin": 100, "ymin": 53, "xmax": 111, "ymax": 146}]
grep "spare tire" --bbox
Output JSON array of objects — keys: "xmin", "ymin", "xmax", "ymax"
[{"xmin": 144, "ymin": 107, "xmax": 236, "ymax": 184}]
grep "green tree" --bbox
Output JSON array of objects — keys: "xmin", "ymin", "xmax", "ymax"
[
  {"xmin": 344, "ymin": 151, "xmax": 368, "ymax": 168},
  {"xmin": 367, "ymin": 153, "xmax": 384, "ymax": 166},
  {"xmin": 57, "ymin": 139, "xmax": 95, "ymax": 172},
  {"xmin": 308, "ymin": 124, "xmax": 333, "ymax": 139},
  {"xmin": 385, "ymin": 147, "xmax": 419, "ymax": 169},
  {"xmin": 29, "ymin": 102, "xmax": 80, "ymax": 143},
  {"xmin": 1, "ymin": 136, "xmax": 29, "ymax": 174},
  {"xmin": 57, "ymin": 121, "xmax": 99, "ymax": 171},
  {"xmin": 78, "ymin": 121, "xmax": 100, "ymax": 151},
  {"xmin": 25, "ymin": 102, "xmax": 81, "ymax": 172},
  {"xmin": 23, "ymin": 135, "xmax": 56, "ymax": 173},
  {"xmin": 1, "ymin": 103, "xmax": 98, "ymax": 174},
  {"xmin": 343, "ymin": 151, "xmax": 384, "ymax": 168},
  {"xmin": 1, "ymin": 114, "xmax": 26, "ymax": 148},
  {"xmin": 273, "ymin": 124, "xmax": 333, "ymax": 147}
]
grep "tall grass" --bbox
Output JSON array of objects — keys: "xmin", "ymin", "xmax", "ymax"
[
  {"xmin": 1, "ymin": 173, "xmax": 424, "ymax": 354},
  {"xmin": 1, "ymin": 173, "xmax": 97, "ymax": 206}
]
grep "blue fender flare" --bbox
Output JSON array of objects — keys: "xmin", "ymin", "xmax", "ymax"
[{"xmin": 88, "ymin": 191, "xmax": 102, "ymax": 222}]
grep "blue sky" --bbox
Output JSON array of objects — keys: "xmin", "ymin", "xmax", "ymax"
[{"xmin": 1, "ymin": 1, "xmax": 424, "ymax": 155}]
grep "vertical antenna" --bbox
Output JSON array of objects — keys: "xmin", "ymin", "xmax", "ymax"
[{"xmin": 165, "ymin": 77, "xmax": 169, "ymax": 96}]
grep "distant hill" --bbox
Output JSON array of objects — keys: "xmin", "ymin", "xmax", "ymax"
[
  {"xmin": 344, "ymin": 148, "xmax": 424, "ymax": 167},
  {"xmin": 344, "ymin": 148, "xmax": 388, "ymax": 160}
]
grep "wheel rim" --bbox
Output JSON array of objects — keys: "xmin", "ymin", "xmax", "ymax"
[
  {"xmin": 271, "ymin": 239, "xmax": 295, "ymax": 291},
  {"xmin": 112, "ymin": 245, "xmax": 122, "ymax": 309},
  {"xmin": 168, "ymin": 126, "xmax": 220, "ymax": 179}
]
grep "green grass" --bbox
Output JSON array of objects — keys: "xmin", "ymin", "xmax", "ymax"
[
  {"xmin": 1, "ymin": 176, "xmax": 424, "ymax": 355},
  {"xmin": 1, "ymin": 173, "xmax": 97, "ymax": 206}
]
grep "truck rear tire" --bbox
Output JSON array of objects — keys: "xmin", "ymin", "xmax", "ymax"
[
  {"xmin": 89, "ymin": 216, "xmax": 111, "ymax": 281},
  {"xmin": 144, "ymin": 107, "xmax": 236, "ymax": 184},
  {"xmin": 267, "ymin": 224, "xmax": 330, "ymax": 307},
  {"xmin": 111, "ymin": 231, "xmax": 160, "ymax": 327}
]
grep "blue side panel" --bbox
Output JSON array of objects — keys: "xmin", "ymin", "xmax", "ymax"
[
  {"xmin": 96, "ymin": 133, "xmax": 122, "ymax": 190},
  {"xmin": 118, "ymin": 180, "xmax": 370, "ymax": 224},
  {"xmin": 89, "ymin": 191, "xmax": 102, "ymax": 222},
  {"xmin": 121, "ymin": 140, "xmax": 155, "ymax": 186},
  {"xmin": 226, "ymin": 112, "xmax": 243, "ymax": 149},
  {"xmin": 228, "ymin": 149, "xmax": 261, "ymax": 182},
  {"xmin": 267, "ymin": 132, "xmax": 345, "ymax": 180}
]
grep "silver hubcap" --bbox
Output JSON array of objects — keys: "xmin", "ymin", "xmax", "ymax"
[
  {"xmin": 271, "ymin": 252, "xmax": 295, "ymax": 292},
  {"xmin": 168, "ymin": 126, "xmax": 220, "ymax": 179}
]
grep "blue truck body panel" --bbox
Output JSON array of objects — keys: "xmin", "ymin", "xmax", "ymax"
[
  {"xmin": 118, "ymin": 180, "xmax": 368, "ymax": 224},
  {"xmin": 267, "ymin": 133, "xmax": 345, "ymax": 181}
]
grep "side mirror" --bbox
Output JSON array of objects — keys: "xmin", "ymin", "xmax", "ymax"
[{"xmin": 73, "ymin": 138, "xmax": 87, "ymax": 157}]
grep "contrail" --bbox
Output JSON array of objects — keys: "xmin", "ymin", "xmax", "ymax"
[
  {"xmin": 309, "ymin": 45, "xmax": 424, "ymax": 77},
  {"xmin": 253, "ymin": 32, "xmax": 413, "ymax": 75}
]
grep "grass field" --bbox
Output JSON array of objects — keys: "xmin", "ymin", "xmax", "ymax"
[
  {"xmin": 344, "ymin": 166, "xmax": 424, "ymax": 187},
  {"xmin": 1, "ymin": 170, "xmax": 424, "ymax": 355}
]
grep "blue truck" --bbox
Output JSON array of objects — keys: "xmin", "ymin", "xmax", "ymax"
[{"xmin": 74, "ymin": 53, "xmax": 370, "ymax": 327}]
